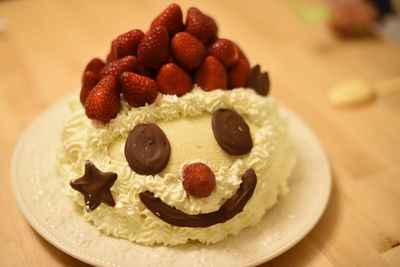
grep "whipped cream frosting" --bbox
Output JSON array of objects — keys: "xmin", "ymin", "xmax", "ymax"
[{"xmin": 57, "ymin": 87, "xmax": 296, "ymax": 245}]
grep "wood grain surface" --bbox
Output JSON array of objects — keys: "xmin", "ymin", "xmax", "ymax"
[{"xmin": 1, "ymin": 0, "xmax": 399, "ymax": 266}]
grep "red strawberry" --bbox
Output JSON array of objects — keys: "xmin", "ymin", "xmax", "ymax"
[
  {"xmin": 111, "ymin": 29, "xmax": 144, "ymax": 58},
  {"xmin": 208, "ymin": 38, "xmax": 239, "ymax": 68},
  {"xmin": 167, "ymin": 56, "xmax": 175, "ymax": 63},
  {"xmin": 84, "ymin": 58, "xmax": 105, "ymax": 74},
  {"xmin": 106, "ymin": 49, "xmax": 118, "ymax": 63},
  {"xmin": 185, "ymin": 7, "xmax": 218, "ymax": 45},
  {"xmin": 85, "ymin": 75, "xmax": 121, "ymax": 124},
  {"xmin": 171, "ymin": 32, "xmax": 206, "ymax": 71},
  {"xmin": 80, "ymin": 58, "xmax": 105, "ymax": 105},
  {"xmin": 120, "ymin": 72, "xmax": 158, "ymax": 107},
  {"xmin": 137, "ymin": 26, "xmax": 169, "ymax": 69},
  {"xmin": 182, "ymin": 162, "xmax": 216, "ymax": 198},
  {"xmin": 136, "ymin": 62, "xmax": 157, "ymax": 78},
  {"xmin": 156, "ymin": 63, "xmax": 192, "ymax": 96},
  {"xmin": 80, "ymin": 71, "xmax": 100, "ymax": 105},
  {"xmin": 100, "ymin": 55, "xmax": 137, "ymax": 77},
  {"xmin": 151, "ymin": 3, "xmax": 183, "ymax": 37},
  {"xmin": 228, "ymin": 48, "xmax": 250, "ymax": 88},
  {"xmin": 194, "ymin": 56, "xmax": 227, "ymax": 91}
]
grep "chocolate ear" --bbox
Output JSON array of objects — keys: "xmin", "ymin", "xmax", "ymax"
[
  {"xmin": 248, "ymin": 65, "xmax": 270, "ymax": 96},
  {"xmin": 125, "ymin": 123, "xmax": 170, "ymax": 175},
  {"xmin": 211, "ymin": 109, "xmax": 253, "ymax": 155}
]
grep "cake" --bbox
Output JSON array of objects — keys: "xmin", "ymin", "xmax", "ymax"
[{"xmin": 57, "ymin": 4, "xmax": 296, "ymax": 246}]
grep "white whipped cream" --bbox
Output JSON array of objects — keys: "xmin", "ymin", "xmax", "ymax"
[{"xmin": 57, "ymin": 87, "xmax": 296, "ymax": 245}]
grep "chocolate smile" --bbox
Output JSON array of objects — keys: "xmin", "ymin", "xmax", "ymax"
[{"xmin": 139, "ymin": 169, "xmax": 257, "ymax": 227}]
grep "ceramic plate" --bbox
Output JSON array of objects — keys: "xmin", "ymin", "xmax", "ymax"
[{"xmin": 11, "ymin": 96, "xmax": 331, "ymax": 267}]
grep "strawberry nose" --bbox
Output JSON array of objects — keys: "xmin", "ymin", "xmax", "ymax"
[{"xmin": 182, "ymin": 162, "xmax": 216, "ymax": 198}]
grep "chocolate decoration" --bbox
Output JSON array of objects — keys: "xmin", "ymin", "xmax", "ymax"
[
  {"xmin": 211, "ymin": 109, "xmax": 253, "ymax": 155},
  {"xmin": 248, "ymin": 64, "xmax": 270, "ymax": 96},
  {"xmin": 70, "ymin": 161, "xmax": 117, "ymax": 212},
  {"xmin": 125, "ymin": 123, "xmax": 170, "ymax": 175},
  {"xmin": 139, "ymin": 169, "xmax": 257, "ymax": 227}
]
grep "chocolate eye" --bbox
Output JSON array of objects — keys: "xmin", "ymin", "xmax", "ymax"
[
  {"xmin": 125, "ymin": 123, "xmax": 170, "ymax": 175},
  {"xmin": 212, "ymin": 109, "xmax": 253, "ymax": 155}
]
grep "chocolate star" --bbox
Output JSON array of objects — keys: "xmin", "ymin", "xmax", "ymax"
[
  {"xmin": 248, "ymin": 65, "xmax": 270, "ymax": 96},
  {"xmin": 70, "ymin": 161, "xmax": 117, "ymax": 212}
]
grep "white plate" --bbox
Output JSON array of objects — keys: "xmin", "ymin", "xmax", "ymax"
[{"xmin": 11, "ymin": 96, "xmax": 331, "ymax": 267}]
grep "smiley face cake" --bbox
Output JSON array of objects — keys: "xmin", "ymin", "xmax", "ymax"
[{"xmin": 57, "ymin": 4, "xmax": 296, "ymax": 245}]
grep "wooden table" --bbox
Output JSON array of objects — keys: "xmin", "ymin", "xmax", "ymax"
[{"xmin": 1, "ymin": 0, "xmax": 399, "ymax": 266}]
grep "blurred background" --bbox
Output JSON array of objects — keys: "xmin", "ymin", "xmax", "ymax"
[{"xmin": 0, "ymin": 0, "xmax": 399, "ymax": 266}]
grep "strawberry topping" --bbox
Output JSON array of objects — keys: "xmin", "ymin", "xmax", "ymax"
[
  {"xmin": 78, "ymin": 5, "xmax": 264, "ymax": 123},
  {"xmin": 208, "ymin": 38, "xmax": 239, "ymax": 68},
  {"xmin": 100, "ymin": 55, "xmax": 137, "ymax": 78},
  {"xmin": 84, "ymin": 58, "xmax": 105, "ymax": 73},
  {"xmin": 228, "ymin": 48, "xmax": 250, "ymax": 88},
  {"xmin": 137, "ymin": 26, "xmax": 170, "ymax": 69},
  {"xmin": 195, "ymin": 56, "xmax": 227, "ymax": 91},
  {"xmin": 185, "ymin": 7, "xmax": 218, "ymax": 45},
  {"xmin": 80, "ymin": 71, "xmax": 100, "ymax": 105},
  {"xmin": 120, "ymin": 72, "xmax": 159, "ymax": 107},
  {"xmin": 85, "ymin": 75, "xmax": 121, "ymax": 123},
  {"xmin": 156, "ymin": 63, "xmax": 192, "ymax": 96},
  {"xmin": 151, "ymin": 3, "xmax": 183, "ymax": 37},
  {"xmin": 111, "ymin": 29, "xmax": 144, "ymax": 59},
  {"xmin": 171, "ymin": 32, "xmax": 206, "ymax": 71}
]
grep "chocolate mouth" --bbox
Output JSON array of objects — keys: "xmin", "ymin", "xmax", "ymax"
[{"xmin": 139, "ymin": 169, "xmax": 257, "ymax": 228}]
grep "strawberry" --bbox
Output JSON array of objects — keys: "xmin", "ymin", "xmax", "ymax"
[
  {"xmin": 120, "ymin": 72, "xmax": 158, "ymax": 107},
  {"xmin": 182, "ymin": 162, "xmax": 216, "ymax": 198},
  {"xmin": 151, "ymin": 3, "xmax": 183, "ymax": 37},
  {"xmin": 80, "ymin": 58, "xmax": 105, "ymax": 105},
  {"xmin": 80, "ymin": 71, "xmax": 100, "ymax": 105},
  {"xmin": 228, "ymin": 48, "xmax": 250, "ymax": 88},
  {"xmin": 156, "ymin": 63, "xmax": 192, "ymax": 96},
  {"xmin": 185, "ymin": 7, "xmax": 218, "ymax": 45},
  {"xmin": 208, "ymin": 38, "xmax": 239, "ymax": 68},
  {"xmin": 194, "ymin": 56, "xmax": 227, "ymax": 91},
  {"xmin": 100, "ymin": 55, "xmax": 137, "ymax": 77},
  {"xmin": 137, "ymin": 26, "xmax": 169, "ymax": 69},
  {"xmin": 106, "ymin": 49, "xmax": 118, "ymax": 63},
  {"xmin": 111, "ymin": 29, "xmax": 144, "ymax": 58},
  {"xmin": 171, "ymin": 32, "xmax": 206, "ymax": 71},
  {"xmin": 167, "ymin": 56, "xmax": 175, "ymax": 63},
  {"xmin": 84, "ymin": 58, "xmax": 105, "ymax": 74},
  {"xmin": 136, "ymin": 62, "xmax": 157, "ymax": 78},
  {"xmin": 85, "ymin": 75, "xmax": 121, "ymax": 123}
]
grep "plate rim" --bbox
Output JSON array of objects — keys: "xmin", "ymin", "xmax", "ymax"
[
  {"xmin": 243, "ymin": 105, "xmax": 331, "ymax": 267},
  {"xmin": 248, "ymin": 137, "xmax": 331, "ymax": 266},
  {"xmin": 11, "ymin": 95, "xmax": 331, "ymax": 267},
  {"xmin": 10, "ymin": 97, "xmax": 113, "ymax": 267}
]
